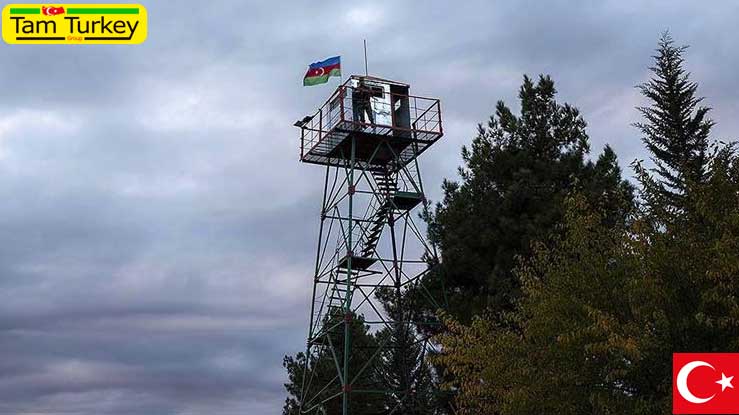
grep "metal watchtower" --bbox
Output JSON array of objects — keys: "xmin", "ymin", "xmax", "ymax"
[{"xmin": 295, "ymin": 75, "xmax": 444, "ymax": 415}]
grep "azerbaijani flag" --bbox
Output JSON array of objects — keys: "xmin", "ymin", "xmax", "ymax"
[{"xmin": 303, "ymin": 56, "xmax": 341, "ymax": 86}]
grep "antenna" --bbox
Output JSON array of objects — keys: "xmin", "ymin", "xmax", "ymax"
[{"xmin": 363, "ymin": 39, "xmax": 368, "ymax": 76}]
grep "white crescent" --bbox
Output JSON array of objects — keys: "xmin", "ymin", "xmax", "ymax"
[
  {"xmin": 677, "ymin": 361, "xmax": 716, "ymax": 404},
  {"xmin": 316, "ymin": 67, "xmax": 325, "ymax": 77}
]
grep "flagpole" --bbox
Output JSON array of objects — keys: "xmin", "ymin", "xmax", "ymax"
[{"xmin": 363, "ymin": 39, "xmax": 368, "ymax": 76}]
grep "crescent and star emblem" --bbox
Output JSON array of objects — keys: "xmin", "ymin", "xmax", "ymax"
[{"xmin": 677, "ymin": 360, "xmax": 734, "ymax": 404}]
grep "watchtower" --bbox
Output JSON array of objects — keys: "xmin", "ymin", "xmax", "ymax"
[{"xmin": 296, "ymin": 75, "xmax": 444, "ymax": 414}]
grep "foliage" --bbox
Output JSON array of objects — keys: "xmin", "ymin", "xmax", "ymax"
[
  {"xmin": 283, "ymin": 309, "xmax": 384, "ymax": 415},
  {"xmin": 634, "ymin": 32, "xmax": 713, "ymax": 212},
  {"xmin": 423, "ymin": 74, "xmax": 634, "ymax": 323},
  {"xmin": 433, "ymin": 34, "xmax": 739, "ymax": 414},
  {"xmin": 436, "ymin": 193, "xmax": 648, "ymax": 414},
  {"xmin": 282, "ymin": 295, "xmax": 444, "ymax": 415},
  {"xmin": 374, "ymin": 287, "xmax": 445, "ymax": 414},
  {"xmin": 437, "ymin": 151, "xmax": 739, "ymax": 413}
]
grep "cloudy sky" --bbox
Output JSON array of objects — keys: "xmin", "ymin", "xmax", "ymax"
[{"xmin": 1, "ymin": 1, "xmax": 738, "ymax": 413}]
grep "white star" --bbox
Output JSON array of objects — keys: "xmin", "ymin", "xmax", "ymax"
[{"xmin": 716, "ymin": 373, "xmax": 734, "ymax": 392}]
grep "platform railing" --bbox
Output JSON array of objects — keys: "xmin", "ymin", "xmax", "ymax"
[{"xmin": 299, "ymin": 85, "xmax": 442, "ymax": 161}]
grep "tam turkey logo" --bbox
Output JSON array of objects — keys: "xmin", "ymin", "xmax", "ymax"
[
  {"xmin": 673, "ymin": 353, "xmax": 739, "ymax": 414},
  {"xmin": 41, "ymin": 6, "xmax": 65, "ymax": 15},
  {"xmin": 2, "ymin": 3, "xmax": 148, "ymax": 45}
]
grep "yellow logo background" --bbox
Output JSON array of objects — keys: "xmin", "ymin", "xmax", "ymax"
[{"xmin": 2, "ymin": 4, "xmax": 147, "ymax": 44}]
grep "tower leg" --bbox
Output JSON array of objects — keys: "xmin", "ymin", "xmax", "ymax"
[
  {"xmin": 300, "ymin": 166, "xmax": 330, "ymax": 414},
  {"xmin": 342, "ymin": 137, "xmax": 356, "ymax": 415}
]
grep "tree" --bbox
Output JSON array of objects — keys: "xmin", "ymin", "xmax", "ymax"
[
  {"xmin": 374, "ymin": 288, "xmax": 444, "ymax": 414},
  {"xmin": 434, "ymin": 35, "xmax": 739, "ymax": 414},
  {"xmin": 283, "ymin": 309, "xmax": 384, "ymax": 415},
  {"xmin": 423, "ymin": 75, "xmax": 634, "ymax": 322},
  {"xmin": 635, "ymin": 32, "xmax": 713, "ymax": 212},
  {"xmin": 283, "ymin": 297, "xmax": 444, "ymax": 415},
  {"xmin": 436, "ymin": 193, "xmax": 649, "ymax": 414},
  {"xmin": 437, "ymin": 149, "xmax": 739, "ymax": 413}
]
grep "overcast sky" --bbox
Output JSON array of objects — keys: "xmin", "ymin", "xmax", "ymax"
[{"xmin": 1, "ymin": 1, "xmax": 738, "ymax": 414}]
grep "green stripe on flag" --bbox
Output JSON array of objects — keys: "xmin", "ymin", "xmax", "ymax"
[
  {"xmin": 10, "ymin": 8, "xmax": 40, "ymax": 14},
  {"xmin": 303, "ymin": 68, "xmax": 341, "ymax": 86},
  {"xmin": 67, "ymin": 8, "xmax": 140, "ymax": 14},
  {"xmin": 304, "ymin": 75, "xmax": 329, "ymax": 86}
]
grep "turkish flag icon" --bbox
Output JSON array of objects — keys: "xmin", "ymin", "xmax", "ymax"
[{"xmin": 674, "ymin": 353, "xmax": 739, "ymax": 414}]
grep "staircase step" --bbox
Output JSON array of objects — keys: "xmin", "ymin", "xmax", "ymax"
[
  {"xmin": 337, "ymin": 255, "xmax": 377, "ymax": 270},
  {"xmin": 392, "ymin": 192, "xmax": 424, "ymax": 210}
]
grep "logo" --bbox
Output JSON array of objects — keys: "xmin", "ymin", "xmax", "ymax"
[
  {"xmin": 2, "ymin": 4, "xmax": 147, "ymax": 44},
  {"xmin": 674, "ymin": 353, "xmax": 738, "ymax": 414}
]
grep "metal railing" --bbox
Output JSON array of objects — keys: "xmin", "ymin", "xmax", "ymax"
[{"xmin": 299, "ymin": 84, "xmax": 443, "ymax": 161}]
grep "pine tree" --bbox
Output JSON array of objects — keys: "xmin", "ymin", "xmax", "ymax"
[
  {"xmin": 422, "ymin": 75, "xmax": 634, "ymax": 322},
  {"xmin": 437, "ymin": 150, "xmax": 739, "ymax": 413},
  {"xmin": 283, "ymin": 300, "xmax": 443, "ymax": 415},
  {"xmin": 282, "ymin": 310, "xmax": 384, "ymax": 415},
  {"xmin": 635, "ymin": 32, "xmax": 713, "ymax": 211},
  {"xmin": 434, "ymin": 36, "xmax": 739, "ymax": 414},
  {"xmin": 374, "ymin": 288, "xmax": 443, "ymax": 414}
]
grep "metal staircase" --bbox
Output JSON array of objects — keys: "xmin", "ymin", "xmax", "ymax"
[
  {"xmin": 359, "ymin": 170, "xmax": 396, "ymax": 258},
  {"xmin": 337, "ymin": 170, "xmax": 424, "ymax": 271},
  {"xmin": 372, "ymin": 169, "xmax": 398, "ymax": 195}
]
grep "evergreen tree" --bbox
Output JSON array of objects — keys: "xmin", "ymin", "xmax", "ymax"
[
  {"xmin": 434, "ymin": 35, "xmax": 739, "ymax": 414},
  {"xmin": 283, "ymin": 298, "xmax": 443, "ymax": 415},
  {"xmin": 437, "ymin": 147, "xmax": 739, "ymax": 413},
  {"xmin": 423, "ymin": 75, "xmax": 634, "ymax": 322},
  {"xmin": 374, "ymin": 288, "xmax": 443, "ymax": 414},
  {"xmin": 635, "ymin": 32, "xmax": 713, "ymax": 211},
  {"xmin": 283, "ymin": 309, "xmax": 384, "ymax": 415}
]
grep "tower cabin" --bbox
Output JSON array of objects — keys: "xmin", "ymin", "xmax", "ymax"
[{"xmin": 296, "ymin": 75, "xmax": 443, "ymax": 173}]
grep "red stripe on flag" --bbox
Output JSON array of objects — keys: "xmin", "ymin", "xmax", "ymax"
[{"xmin": 304, "ymin": 63, "xmax": 340, "ymax": 79}]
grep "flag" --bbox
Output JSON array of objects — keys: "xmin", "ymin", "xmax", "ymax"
[
  {"xmin": 303, "ymin": 56, "xmax": 341, "ymax": 86},
  {"xmin": 674, "ymin": 353, "xmax": 739, "ymax": 413}
]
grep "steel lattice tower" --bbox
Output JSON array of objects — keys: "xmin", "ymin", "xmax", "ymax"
[{"xmin": 295, "ymin": 75, "xmax": 444, "ymax": 415}]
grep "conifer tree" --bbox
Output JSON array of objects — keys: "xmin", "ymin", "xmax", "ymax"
[
  {"xmin": 635, "ymin": 32, "xmax": 713, "ymax": 210},
  {"xmin": 282, "ymin": 310, "xmax": 383, "ymax": 415},
  {"xmin": 434, "ymin": 35, "xmax": 739, "ymax": 414},
  {"xmin": 374, "ymin": 288, "xmax": 442, "ymax": 414},
  {"xmin": 423, "ymin": 75, "xmax": 634, "ymax": 322}
]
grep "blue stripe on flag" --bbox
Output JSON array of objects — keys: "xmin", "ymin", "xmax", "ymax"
[{"xmin": 309, "ymin": 56, "xmax": 340, "ymax": 69}]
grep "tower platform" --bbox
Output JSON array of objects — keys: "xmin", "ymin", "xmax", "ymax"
[{"xmin": 297, "ymin": 75, "xmax": 443, "ymax": 172}]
